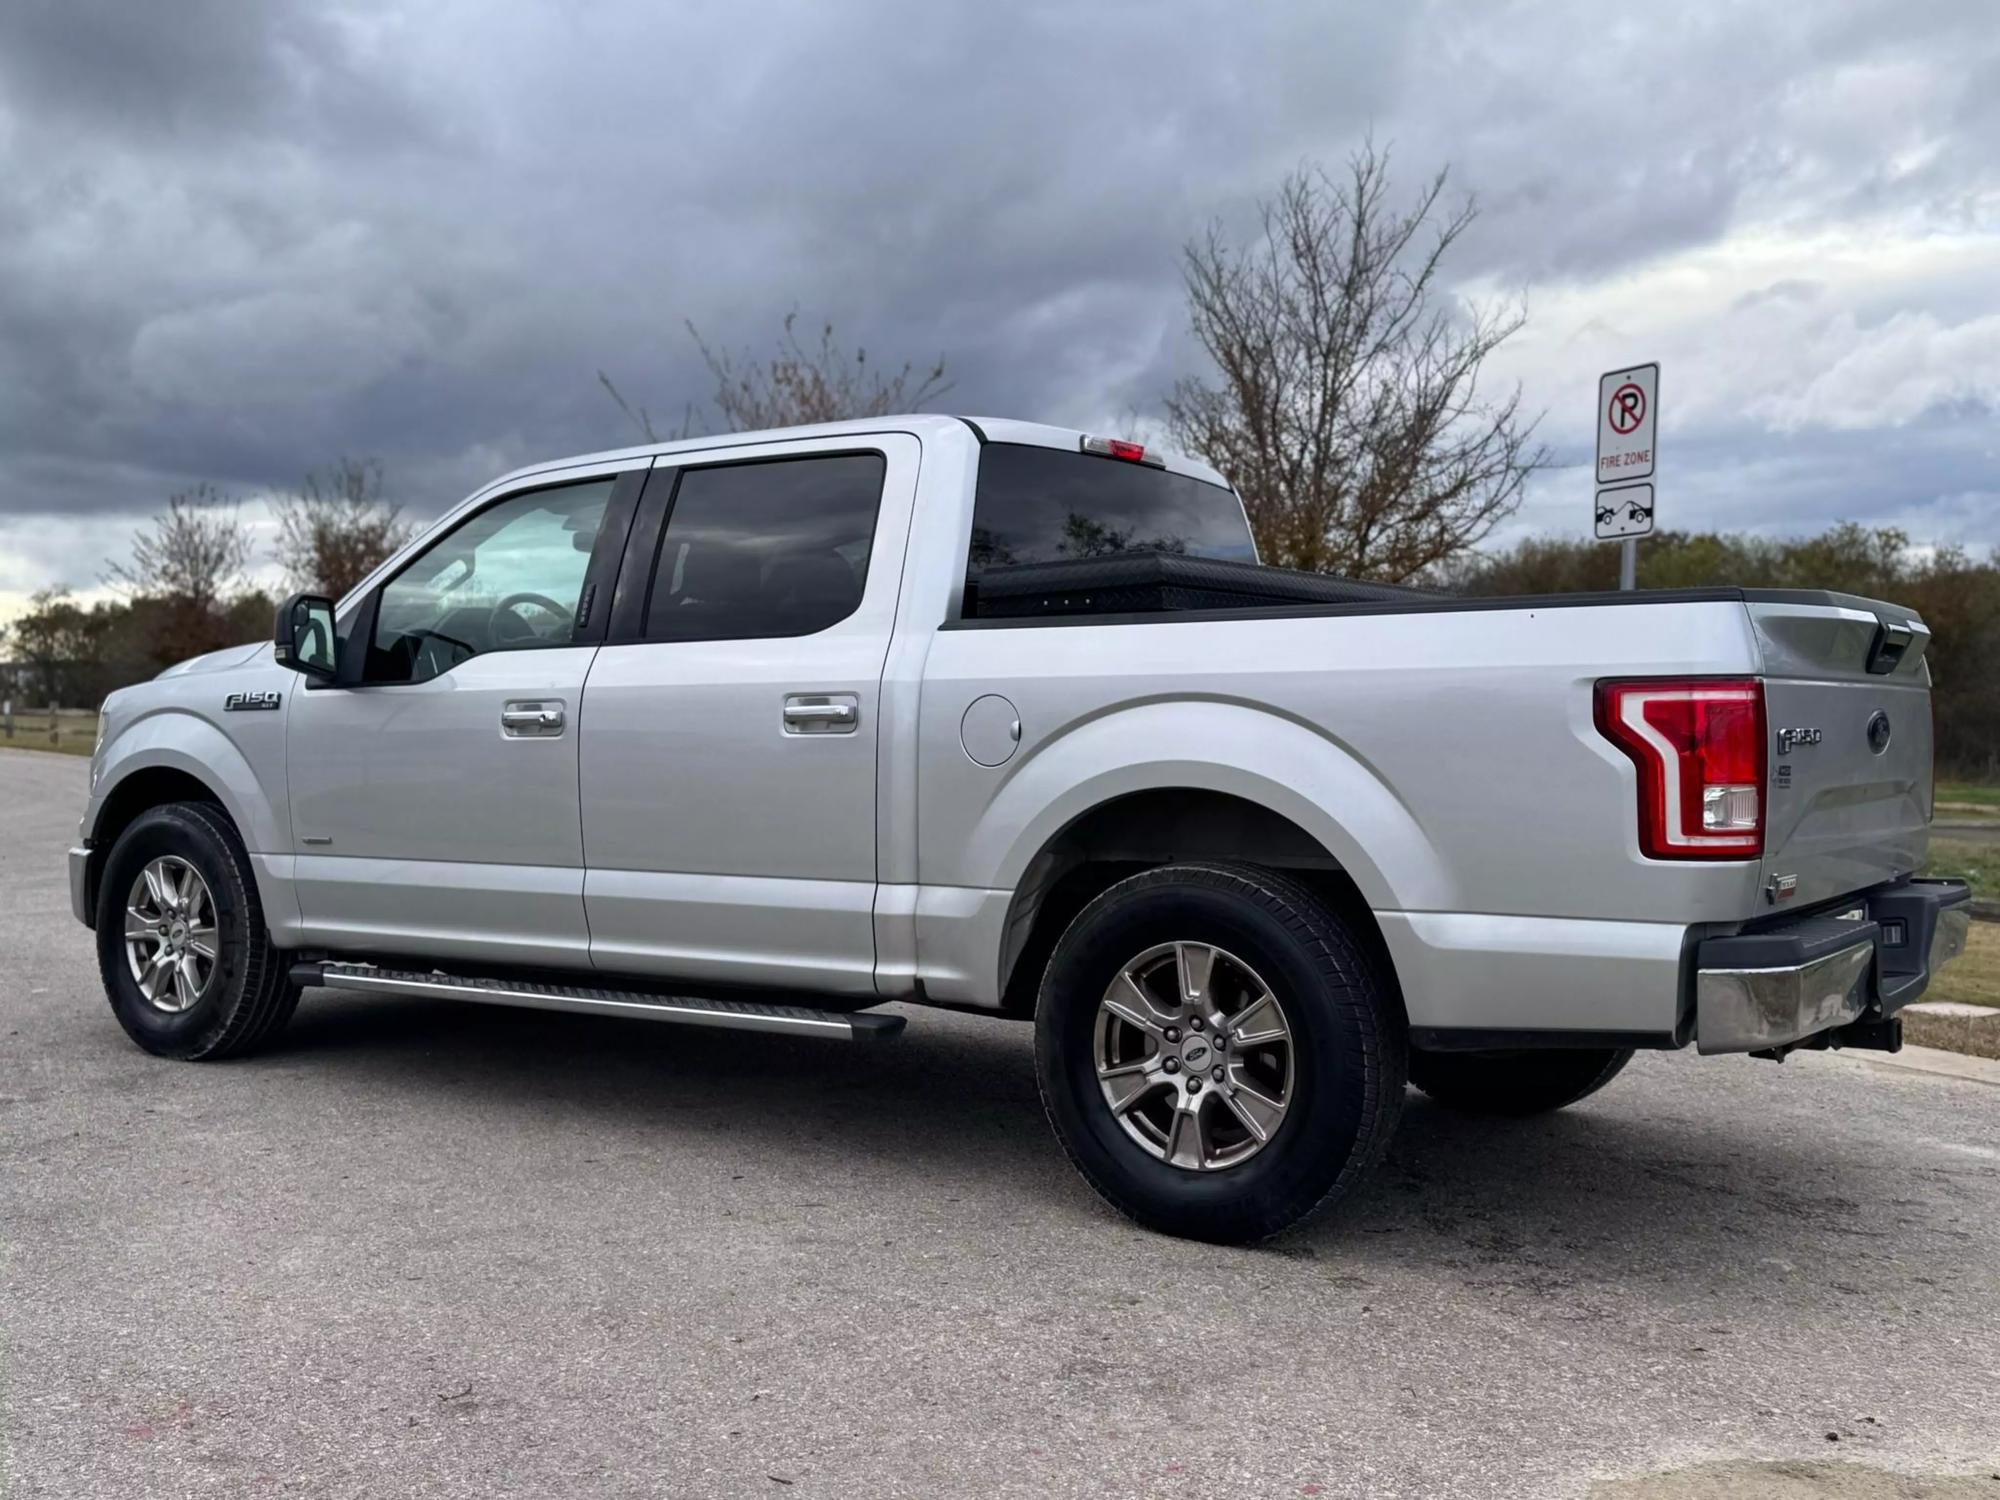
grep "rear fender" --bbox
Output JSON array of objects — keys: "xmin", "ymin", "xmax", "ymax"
[{"xmin": 980, "ymin": 700, "xmax": 1450, "ymax": 910}]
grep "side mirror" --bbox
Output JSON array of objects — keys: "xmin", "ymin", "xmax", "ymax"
[{"xmin": 274, "ymin": 593, "xmax": 338, "ymax": 680}]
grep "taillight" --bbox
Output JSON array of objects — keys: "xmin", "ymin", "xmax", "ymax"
[{"xmin": 1595, "ymin": 678, "xmax": 1766, "ymax": 860}]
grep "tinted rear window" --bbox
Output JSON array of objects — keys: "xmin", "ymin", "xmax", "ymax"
[{"xmin": 967, "ymin": 443, "xmax": 1255, "ymax": 573}]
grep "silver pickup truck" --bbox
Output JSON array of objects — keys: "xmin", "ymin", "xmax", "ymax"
[{"xmin": 70, "ymin": 415, "xmax": 1971, "ymax": 1241}]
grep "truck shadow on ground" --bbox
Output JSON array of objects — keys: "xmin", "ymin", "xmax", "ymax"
[{"xmin": 274, "ymin": 991, "xmax": 1977, "ymax": 1297}]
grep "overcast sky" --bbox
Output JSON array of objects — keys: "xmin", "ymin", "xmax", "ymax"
[{"xmin": 2, "ymin": 0, "xmax": 1996, "ymax": 621}]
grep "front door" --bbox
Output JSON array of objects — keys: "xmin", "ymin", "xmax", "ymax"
[
  {"xmin": 288, "ymin": 465, "xmax": 641, "ymax": 969},
  {"xmin": 578, "ymin": 435, "xmax": 919, "ymax": 994}
]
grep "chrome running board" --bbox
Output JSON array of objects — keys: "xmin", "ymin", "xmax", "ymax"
[{"xmin": 290, "ymin": 962, "xmax": 905, "ymax": 1043}]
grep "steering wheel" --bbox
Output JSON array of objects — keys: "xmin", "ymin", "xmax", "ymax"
[
  {"xmin": 492, "ymin": 592, "xmax": 575, "ymax": 645},
  {"xmin": 403, "ymin": 625, "xmax": 478, "ymax": 681}
]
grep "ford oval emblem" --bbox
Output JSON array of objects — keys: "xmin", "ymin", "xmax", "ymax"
[{"xmin": 1866, "ymin": 710, "xmax": 1892, "ymax": 755}]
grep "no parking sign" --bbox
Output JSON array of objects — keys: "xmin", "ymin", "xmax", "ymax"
[{"xmin": 1595, "ymin": 363, "xmax": 1657, "ymax": 542}]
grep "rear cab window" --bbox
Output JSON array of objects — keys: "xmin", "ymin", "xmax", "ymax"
[{"xmin": 965, "ymin": 443, "xmax": 1255, "ymax": 586}]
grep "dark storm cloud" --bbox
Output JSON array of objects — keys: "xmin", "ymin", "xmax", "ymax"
[
  {"xmin": 0, "ymin": 0, "xmax": 430, "ymax": 149},
  {"xmin": 0, "ymin": 0, "xmax": 1995, "ymax": 602}
]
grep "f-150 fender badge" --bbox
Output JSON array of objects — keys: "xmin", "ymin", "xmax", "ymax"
[
  {"xmin": 1775, "ymin": 726, "xmax": 1821, "ymax": 754},
  {"xmin": 224, "ymin": 691, "xmax": 283, "ymax": 712}
]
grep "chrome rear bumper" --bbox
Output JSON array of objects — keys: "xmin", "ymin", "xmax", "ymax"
[
  {"xmin": 1696, "ymin": 939, "xmax": 1874, "ymax": 1054},
  {"xmin": 1694, "ymin": 877, "xmax": 1973, "ymax": 1055}
]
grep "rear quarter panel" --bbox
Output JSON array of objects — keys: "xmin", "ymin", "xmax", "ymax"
[{"xmin": 915, "ymin": 599, "xmax": 1768, "ymax": 1015}]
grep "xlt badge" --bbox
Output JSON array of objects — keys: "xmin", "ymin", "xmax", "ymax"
[{"xmin": 224, "ymin": 691, "xmax": 283, "ymax": 712}]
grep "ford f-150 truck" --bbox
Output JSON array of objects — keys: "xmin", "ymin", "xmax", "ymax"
[{"xmin": 71, "ymin": 415, "xmax": 1972, "ymax": 1242}]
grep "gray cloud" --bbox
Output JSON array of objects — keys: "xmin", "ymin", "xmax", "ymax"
[{"xmin": 0, "ymin": 0, "xmax": 1996, "ymax": 605}]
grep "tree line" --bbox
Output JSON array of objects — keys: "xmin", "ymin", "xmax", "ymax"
[
  {"xmin": 1450, "ymin": 525, "xmax": 2000, "ymax": 779},
  {"xmin": 1, "ymin": 458, "xmax": 410, "ymax": 708}
]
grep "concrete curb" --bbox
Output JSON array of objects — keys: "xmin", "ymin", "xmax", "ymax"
[
  {"xmin": 1832, "ymin": 1042, "xmax": 2000, "ymax": 1088},
  {"xmin": 1900, "ymin": 1000, "xmax": 2000, "ymax": 1060}
]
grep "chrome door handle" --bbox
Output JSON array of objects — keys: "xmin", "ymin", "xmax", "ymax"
[
  {"xmin": 783, "ymin": 702, "xmax": 854, "ymax": 724},
  {"xmin": 501, "ymin": 701, "xmax": 565, "ymax": 737},
  {"xmin": 782, "ymin": 694, "xmax": 859, "ymax": 734}
]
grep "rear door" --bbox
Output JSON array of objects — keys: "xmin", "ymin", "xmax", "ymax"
[
  {"xmin": 577, "ymin": 434, "xmax": 919, "ymax": 994},
  {"xmin": 1752, "ymin": 597, "xmax": 1935, "ymax": 908}
]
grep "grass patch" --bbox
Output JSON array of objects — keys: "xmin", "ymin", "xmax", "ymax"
[
  {"xmin": 0, "ymin": 712, "xmax": 97, "ymax": 757},
  {"xmin": 1926, "ymin": 837, "xmax": 1998, "ymax": 903},
  {"xmin": 1936, "ymin": 781, "xmax": 2000, "ymax": 819},
  {"xmin": 1925, "ymin": 920, "xmax": 2000, "ymax": 1009}
]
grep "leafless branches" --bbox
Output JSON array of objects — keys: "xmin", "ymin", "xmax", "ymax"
[
  {"xmin": 104, "ymin": 484, "xmax": 251, "ymax": 611},
  {"xmin": 1164, "ymin": 145, "xmax": 1547, "ymax": 581},
  {"xmin": 600, "ymin": 310, "xmax": 952, "ymax": 441},
  {"xmin": 273, "ymin": 456, "xmax": 412, "ymax": 598}
]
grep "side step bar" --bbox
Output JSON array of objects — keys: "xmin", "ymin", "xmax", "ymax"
[{"xmin": 289, "ymin": 962, "xmax": 906, "ymax": 1043}]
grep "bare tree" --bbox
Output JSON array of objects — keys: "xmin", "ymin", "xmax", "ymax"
[
  {"xmin": 600, "ymin": 310, "xmax": 952, "ymax": 440},
  {"xmin": 102, "ymin": 486, "xmax": 265, "ymax": 666},
  {"xmin": 105, "ymin": 485, "xmax": 252, "ymax": 611},
  {"xmin": 1164, "ymin": 146, "xmax": 1547, "ymax": 581},
  {"xmin": 273, "ymin": 456, "xmax": 413, "ymax": 598}
]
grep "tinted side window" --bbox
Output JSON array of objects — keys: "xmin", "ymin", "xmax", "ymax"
[
  {"xmin": 368, "ymin": 479, "xmax": 613, "ymax": 684},
  {"xmin": 644, "ymin": 454, "xmax": 883, "ymax": 642}
]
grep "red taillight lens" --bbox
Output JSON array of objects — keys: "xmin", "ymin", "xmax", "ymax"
[
  {"xmin": 1080, "ymin": 435, "xmax": 1161, "ymax": 465},
  {"xmin": 1596, "ymin": 678, "xmax": 1766, "ymax": 860}
]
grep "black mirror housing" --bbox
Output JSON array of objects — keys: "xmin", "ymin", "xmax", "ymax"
[{"xmin": 274, "ymin": 593, "xmax": 339, "ymax": 680}]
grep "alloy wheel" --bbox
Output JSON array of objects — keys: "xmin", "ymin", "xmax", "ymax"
[
  {"xmin": 1092, "ymin": 941, "xmax": 1295, "ymax": 1171},
  {"xmin": 123, "ymin": 856, "xmax": 219, "ymax": 1014}
]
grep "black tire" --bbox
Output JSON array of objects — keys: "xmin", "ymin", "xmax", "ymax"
[
  {"xmin": 1407, "ymin": 1046, "xmax": 1632, "ymax": 1116},
  {"xmin": 1034, "ymin": 862, "xmax": 1405, "ymax": 1244},
  {"xmin": 94, "ymin": 801, "xmax": 300, "ymax": 1060}
]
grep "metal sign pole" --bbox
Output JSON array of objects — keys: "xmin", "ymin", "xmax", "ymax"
[{"xmin": 1619, "ymin": 537, "xmax": 1636, "ymax": 591}]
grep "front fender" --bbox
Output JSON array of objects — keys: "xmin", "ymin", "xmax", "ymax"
[
  {"xmin": 91, "ymin": 708, "xmax": 290, "ymax": 855},
  {"xmin": 975, "ymin": 699, "xmax": 1452, "ymax": 912}
]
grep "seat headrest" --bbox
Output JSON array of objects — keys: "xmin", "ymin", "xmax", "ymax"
[
  {"xmin": 762, "ymin": 553, "xmax": 859, "ymax": 614},
  {"xmin": 677, "ymin": 546, "xmax": 763, "ymax": 605}
]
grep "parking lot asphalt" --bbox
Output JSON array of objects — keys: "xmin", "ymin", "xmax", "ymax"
[{"xmin": 2, "ymin": 747, "xmax": 1995, "ymax": 1499}]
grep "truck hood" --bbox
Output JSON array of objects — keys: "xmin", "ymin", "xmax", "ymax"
[{"xmin": 155, "ymin": 641, "xmax": 270, "ymax": 679}]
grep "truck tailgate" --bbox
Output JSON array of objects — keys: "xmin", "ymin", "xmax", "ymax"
[{"xmin": 1750, "ymin": 596, "xmax": 1934, "ymax": 909}]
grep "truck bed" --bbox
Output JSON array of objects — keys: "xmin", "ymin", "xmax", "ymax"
[
  {"xmin": 966, "ymin": 551, "xmax": 1432, "ymax": 617},
  {"xmin": 963, "ymin": 550, "xmax": 1918, "ymax": 628}
]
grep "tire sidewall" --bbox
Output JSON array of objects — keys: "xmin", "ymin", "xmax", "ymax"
[
  {"xmin": 1037, "ymin": 871, "xmax": 1375, "ymax": 1238},
  {"xmin": 95, "ymin": 805, "xmax": 259, "ymax": 1059}
]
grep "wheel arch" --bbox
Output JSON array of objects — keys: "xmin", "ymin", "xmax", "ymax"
[
  {"xmin": 84, "ymin": 721, "xmax": 286, "ymax": 929},
  {"xmin": 993, "ymin": 787, "xmax": 1403, "ymax": 1018},
  {"xmin": 83, "ymin": 765, "xmax": 233, "ymax": 924},
  {"xmin": 956, "ymin": 702, "xmax": 1443, "ymax": 1014}
]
